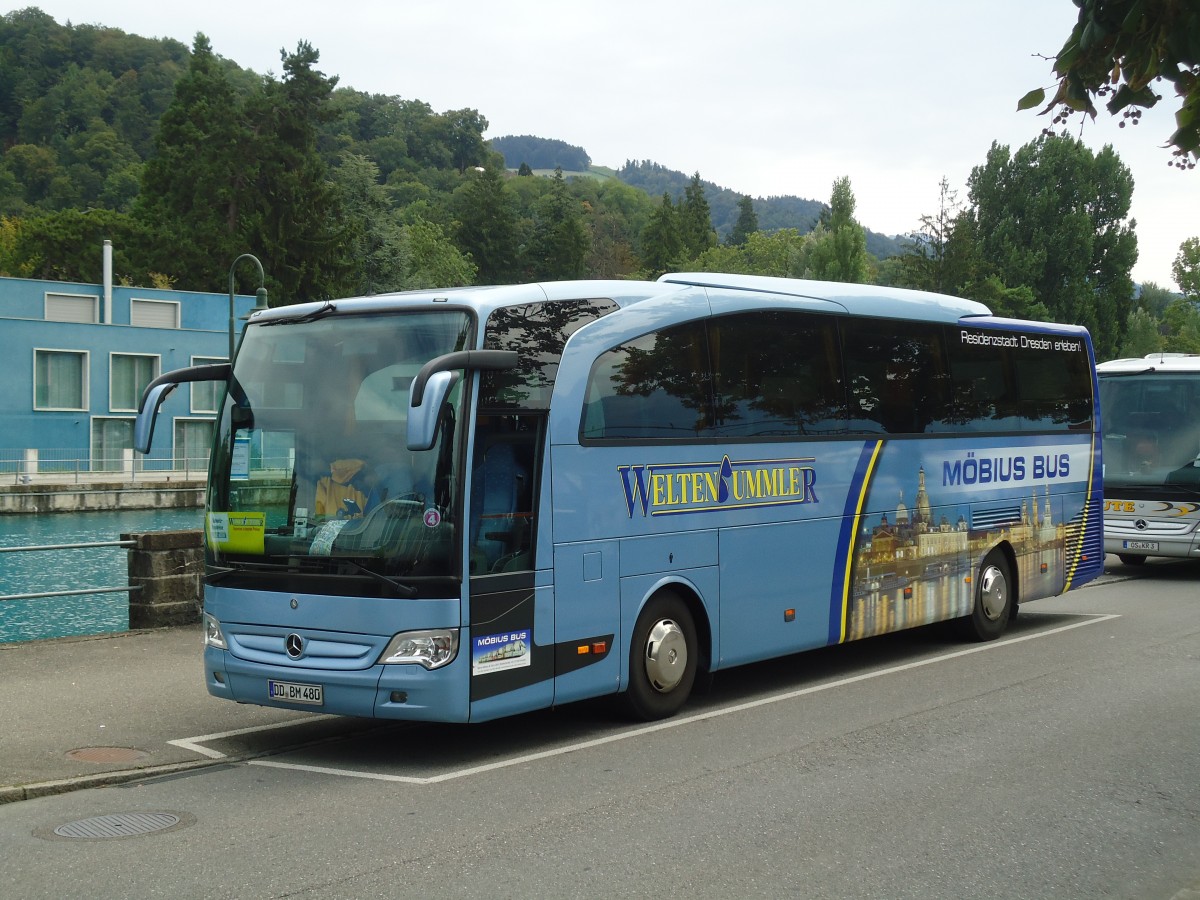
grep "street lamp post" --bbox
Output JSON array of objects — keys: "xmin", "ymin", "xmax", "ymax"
[{"xmin": 228, "ymin": 253, "xmax": 269, "ymax": 360}]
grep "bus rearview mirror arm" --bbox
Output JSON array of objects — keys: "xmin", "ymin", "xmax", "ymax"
[
  {"xmin": 407, "ymin": 350, "xmax": 518, "ymax": 451},
  {"xmin": 134, "ymin": 363, "xmax": 235, "ymax": 454}
]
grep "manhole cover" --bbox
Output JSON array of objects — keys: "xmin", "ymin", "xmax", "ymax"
[
  {"xmin": 47, "ymin": 812, "xmax": 194, "ymax": 840},
  {"xmin": 66, "ymin": 747, "xmax": 148, "ymax": 763}
]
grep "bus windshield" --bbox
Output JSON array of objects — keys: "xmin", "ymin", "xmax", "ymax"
[
  {"xmin": 206, "ymin": 310, "xmax": 472, "ymax": 590},
  {"xmin": 1099, "ymin": 371, "xmax": 1200, "ymax": 493}
]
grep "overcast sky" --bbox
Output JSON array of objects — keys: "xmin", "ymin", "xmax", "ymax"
[{"xmin": 21, "ymin": 0, "xmax": 1200, "ymax": 290}]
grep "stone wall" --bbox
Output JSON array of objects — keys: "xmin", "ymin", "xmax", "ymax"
[
  {"xmin": 0, "ymin": 481, "xmax": 204, "ymax": 514},
  {"xmin": 124, "ymin": 530, "xmax": 204, "ymax": 628}
]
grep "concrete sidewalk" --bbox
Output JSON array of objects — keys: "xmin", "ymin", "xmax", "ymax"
[{"xmin": 0, "ymin": 626, "xmax": 310, "ymax": 803}]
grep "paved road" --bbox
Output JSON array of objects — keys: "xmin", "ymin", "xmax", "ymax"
[{"xmin": 1, "ymin": 557, "xmax": 1198, "ymax": 899}]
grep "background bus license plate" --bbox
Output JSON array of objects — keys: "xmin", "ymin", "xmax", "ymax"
[
  {"xmin": 269, "ymin": 679, "xmax": 323, "ymax": 705},
  {"xmin": 1122, "ymin": 540, "xmax": 1159, "ymax": 551}
]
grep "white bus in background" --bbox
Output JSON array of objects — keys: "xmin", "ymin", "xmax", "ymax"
[{"xmin": 1097, "ymin": 353, "xmax": 1200, "ymax": 564}]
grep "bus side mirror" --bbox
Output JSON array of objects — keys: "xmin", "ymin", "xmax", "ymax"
[
  {"xmin": 134, "ymin": 382, "xmax": 177, "ymax": 453},
  {"xmin": 406, "ymin": 350, "xmax": 518, "ymax": 451},
  {"xmin": 407, "ymin": 371, "xmax": 455, "ymax": 451},
  {"xmin": 134, "ymin": 363, "xmax": 233, "ymax": 454}
]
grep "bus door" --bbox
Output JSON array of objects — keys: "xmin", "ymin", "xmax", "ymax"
[{"xmin": 465, "ymin": 412, "xmax": 553, "ymax": 721}]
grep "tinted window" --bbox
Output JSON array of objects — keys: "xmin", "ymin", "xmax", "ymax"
[
  {"xmin": 946, "ymin": 328, "xmax": 1091, "ymax": 432},
  {"xmin": 841, "ymin": 320, "xmax": 952, "ymax": 434},
  {"xmin": 582, "ymin": 321, "xmax": 712, "ymax": 439},
  {"xmin": 942, "ymin": 330, "xmax": 1022, "ymax": 432},
  {"xmin": 709, "ymin": 311, "xmax": 846, "ymax": 437},
  {"xmin": 481, "ymin": 299, "xmax": 618, "ymax": 411}
]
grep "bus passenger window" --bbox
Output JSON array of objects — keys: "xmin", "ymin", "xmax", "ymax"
[
  {"xmin": 582, "ymin": 322, "xmax": 713, "ymax": 440},
  {"xmin": 842, "ymin": 320, "xmax": 951, "ymax": 434},
  {"xmin": 708, "ymin": 310, "xmax": 846, "ymax": 437}
]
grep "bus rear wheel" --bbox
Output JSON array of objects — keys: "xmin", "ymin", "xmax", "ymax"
[
  {"xmin": 620, "ymin": 592, "xmax": 697, "ymax": 721},
  {"xmin": 955, "ymin": 550, "xmax": 1013, "ymax": 642}
]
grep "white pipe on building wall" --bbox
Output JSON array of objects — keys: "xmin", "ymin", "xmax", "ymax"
[{"xmin": 102, "ymin": 239, "xmax": 113, "ymax": 324}]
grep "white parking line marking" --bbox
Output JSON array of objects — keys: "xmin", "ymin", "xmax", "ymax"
[
  {"xmin": 235, "ymin": 614, "xmax": 1120, "ymax": 784},
  {"xmin": 168, "ymin": 715, "xmax": 337, "ymax": 759}
]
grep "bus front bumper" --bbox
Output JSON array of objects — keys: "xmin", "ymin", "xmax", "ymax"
[{"xmin": 205, "ymin": 646, "xmax": 470, "ymax": 722}]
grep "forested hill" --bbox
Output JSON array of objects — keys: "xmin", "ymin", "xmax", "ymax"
[
  {"xmin": 0, "ymin": 7, "xmax": 903, "ymax": 298},
  {"xmin": 491, "ymin": 144, "xmax": 904, "ymax": 257}
]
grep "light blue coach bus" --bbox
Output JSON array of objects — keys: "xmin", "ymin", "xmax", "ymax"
[{"xmin": 136, "ymin": 273, "xmax": 1104, "ymax": 722}]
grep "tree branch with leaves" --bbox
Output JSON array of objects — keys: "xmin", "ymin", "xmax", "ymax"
[{"xmin": 1019, "ymin": 0, "xmax": 1200, "ymax": 169}]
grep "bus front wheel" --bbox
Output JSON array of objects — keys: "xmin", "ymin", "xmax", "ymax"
[
  {"xmin": 620, "ymin": 592, "xmax": 697, "ymax": 721},
  {"xmin": 1117, "ymin": 553, "xmax": 1147, "ymax": 566},
  {"xmin": 955, "ymin": 550, "xmax": 1013, "ymax": 642}
]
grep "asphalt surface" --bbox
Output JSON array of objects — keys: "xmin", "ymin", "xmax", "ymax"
[
  {"xmin": 0, "ymin": 563, "xmax": 1170, "ymax": 803},
  {"xmin": 0, "ymin": 624, "xmax": 312, "ymax": 803}
]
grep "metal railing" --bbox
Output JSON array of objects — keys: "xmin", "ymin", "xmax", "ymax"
[
  {"xmin": 1, "ymin": 449, "xmax": 210, "ymax": 485},
  {"xmin": 0, "ymin": 539, "xmax": 140, "ymax": 602}
]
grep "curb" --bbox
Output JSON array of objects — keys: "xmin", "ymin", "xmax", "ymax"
[{"xmin": 0, "ymin": 757, "xmax": 231, "ymax": 805}]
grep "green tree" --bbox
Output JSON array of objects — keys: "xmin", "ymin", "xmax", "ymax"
[
  {"xmin": 898, "ymin": 177, "xmax": 966, "ymax": 293},
  {"xmin": 135, "ymin": 33, "xmax": 253, "ymax": 289},
  {"xmin": 803, "ymin": 176, "xmax": 870, "ymax": 283},
  {"xmin": 250, "ymin": 41, "xmax": 356, "ymax": 301},
  {"xmin": 679, "ymin": 172, "xmax": 716, "ymax": 258},
  {"xmin": 1161, "ymin": 298, "xmax": 1200, "ymax": 353},
  {"xmin": 577, "ymin": 178, "xmax": 651, "ymax": 279},
  {"xmin": 970, "ymin": 275, "xmax": 1051, "ymax": 321},
  {"xmin": 330, "ymin": 152, "xmax": 408, "ymax": 295},
  {"xmin": 452, "ymin": 163, "xmax": 520, "ymax": 284},
  {"xmin": 1019, "ymin": 0, "xmax": 1200, "ymax": 168},
  {"xmin": 1173, "ymin": 237, "xmax": 1200, "ymax": 297},
  {"xmin": 1119, "ymin": 307, "xmax": 1163, "ymax": 358},
  {"xmin": 965, "ymin": 135, "xmax": 1137, "ymax": 358},
  {"xmin": 1135, "ymin": 280, "xmax": 1179, "ymax": 318},
  {"xmin": 640, "ymin": 192, "xmax": 683, "ymax": 278},
  {"xmin": 525, "ymin": 168, "xmax": 589, "ymax": 281},
  {"xmin": 727, "ymin": 195, "xmax": 758, "ymax": 247},
  {"xmin": 403, "ymin": 216, "xmax": 476, "ymax": 288},
  {"xmin": 437, "ymin": 108, "xmax": 491, "ymax": 174},
  {"xmin": 10, "ymin": 207, "xmax": 145, "ymax": 282},
  {"xmin": 691, "ymin": 228, "xmax": 809, "ymax": 277}
]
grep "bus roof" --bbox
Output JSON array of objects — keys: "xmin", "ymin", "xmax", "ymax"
[
  {"xmin": 1097, "ymin": 353, "xmax": 1200, "ymax": 374},
  {"xmin": 250, "ymin": 274, "xmax": 1005, "ymax": 329},
  {"xmin": 247, "ymin": 280, "xmax": 683, "ymax": 326},
  {"xmin": 660, "ymin": 272, "xmax": 993, "ymax": 322}
]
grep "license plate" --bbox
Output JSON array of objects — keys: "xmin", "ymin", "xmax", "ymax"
[
  {"xmin": 1122, "ymin": 540, "xmax": 1159, "ymax": 551},
  {"xmin": 268, "ymin": 679, "xmax": 323, "ymax": 705}
]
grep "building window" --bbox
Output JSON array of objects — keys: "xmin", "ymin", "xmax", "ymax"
[
  {"xmin": 34, "ymin": 349, "xmax": 88, "ymax": 410},
  {"xmin": 91, "ymin": 417, "xmax": 133, "ymax": 472},
  {"xmin": 45, "ymin": 293, "xmax": 100, "ymax": 323},
  {"xmin": 190, "ymin": 356, "xmax": 227, "ymax": 413},
  {"xmin": 130, "ymin": 298, "xmax": 181, "ymax": 328},
  {"xmin": 110, "ymin": 353, "xmax": 160, "ymax": 412},
  {"xmin": 174, "ymin": 419, "xmax": 214, "ymax": 470}
]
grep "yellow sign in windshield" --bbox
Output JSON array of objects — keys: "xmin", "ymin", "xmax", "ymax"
[{"xmin": 207, "ymin": 512, "xmax": 266, "ymax": 554}]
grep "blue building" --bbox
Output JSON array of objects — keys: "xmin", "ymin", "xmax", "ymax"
[{"xmin": 1, "ymin": 257, "xmax": 260, "ymax": 477}]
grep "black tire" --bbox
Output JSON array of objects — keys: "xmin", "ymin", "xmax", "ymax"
[
  {"xmin": 619, "ymin": 592, "xmax": 698, "ymax": 721},
  {"xmin": 954, "ymin": 550, "xmax": 1013, "ymax": 642},
  {"xmin": 1117, "ymin": 553, "xmax": 1147, "ymax": 566}
]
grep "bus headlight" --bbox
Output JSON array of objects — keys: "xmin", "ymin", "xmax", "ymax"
[
  {"xmin": 378, "ymin": 629, "xmax": 459, "ymax": 669},
  {"xmin": 203, "ymin": 612, "xmax": 228, "ymax": 650}
]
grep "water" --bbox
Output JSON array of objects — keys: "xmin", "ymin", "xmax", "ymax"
[{"xmin": 0, "ymin": 508, "xmax": 204, "ymax": 643}]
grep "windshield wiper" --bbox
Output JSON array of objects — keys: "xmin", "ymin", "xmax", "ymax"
[
  {"xmin": 205, "ymin": 556, "xmax": 417, "ymax": 597},
  {"xmin": 261, "ymin": 299, "xmax": 336, "ymax": 326},
  {"xmin": 338, "ymin": 558, "xmax": 418, "ymax": 598},
  {"xmin": 1099, "ymin": 366, "xmax": 1155, "ymax": 378}
]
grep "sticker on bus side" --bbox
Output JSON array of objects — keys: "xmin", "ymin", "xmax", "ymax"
[{"xmin": 472, "ymin": 630, "xmax": 532, "ymax": 676}]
